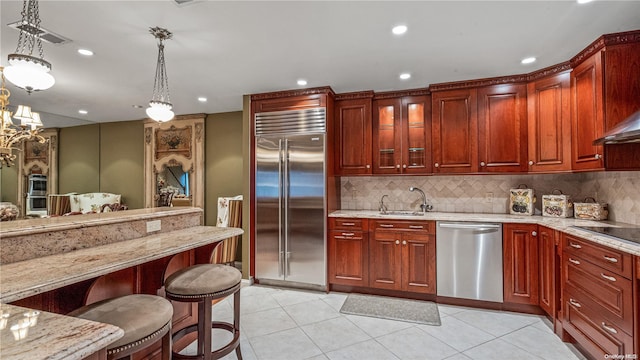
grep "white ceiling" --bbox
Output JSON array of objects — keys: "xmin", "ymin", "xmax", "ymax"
[{"xmin": 1, "ymin": 0, "xmax": 640, "ymax": 128}]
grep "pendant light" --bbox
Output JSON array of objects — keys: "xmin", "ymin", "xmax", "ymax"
[
  {"xmin": 146, "ymin": 27, "xmax": 174, "ymax": 122},
  {"xmin": 4, "ymin": 0, "xmax": 55, "ymax": 93}
]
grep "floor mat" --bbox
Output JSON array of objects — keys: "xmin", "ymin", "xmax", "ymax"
[{"xmin": 339, "ymin": 293, "xmax": 441, "ymax": 326}]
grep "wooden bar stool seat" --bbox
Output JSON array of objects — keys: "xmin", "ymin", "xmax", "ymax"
[
  {"xmin": 164, "ymin": 263, "xmax": 242, "ymax": 360},
  {"xmin": 69, "ymin": 294, "xmax": 173, "ymax": 360}
]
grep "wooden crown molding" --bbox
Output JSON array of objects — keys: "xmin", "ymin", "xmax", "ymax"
[
  {"xmin": 335, "ymin": 90, "xmax": 375, "ymax": 100},
  {"xmin": 526, "ymin": 62, "xmax": 572, "ymax": 81},
  {"xmin": 250, "ymin": 86, "xmax": 335, "ymax": 101},
  {"xmin": 571, "ymin": 29, "xmax": 640, "ymax": 67},
  {"xmin": 373, "ymin": 88, "xmax": 430, "ymax": 99},
  {"xmin": 429, "ymin": 74, "xmax": 528, "ymax": 92}
]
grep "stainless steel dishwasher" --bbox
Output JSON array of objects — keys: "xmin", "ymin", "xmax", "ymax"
[{"xmin": 436, "ymin": 221, "xmax": 503, "ymax": 303}]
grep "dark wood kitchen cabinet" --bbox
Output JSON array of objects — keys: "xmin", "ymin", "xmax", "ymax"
[
  {"xmin": 571, "ymin": 51, "xmax": 605, "ymax": 171},
  {"xmin": 328, "ymin": 218, "xmax": 369, "ymax": 287},
  {"xmin": 368, "ymin": 220, "xmax": 436, "ymax": 294},
  {"xmin": 562, "ymin": 233, "xmax": 635, "ymax": 359},
  {"xmin": 431, "ymin": 88, "xmax": 478, "ymax": 173},
  {"xmin": 372, "ymin": 91, "xmax": 431, "ymax": 174},
  {"xmin": 334, "ymin": 93, "xmax": 373, "ymax": 175},
  {"xmin": 527, "ymin": 70, "xmax": 572, "ymax": 172},
  {"xmin": 503, "ymin": 223, "xmax": 539, "ymax": 305},
  {"xmin": 477, "ymin": 83, "xmax": 528, "ymax": 173},
  {"xmin": 538, "ymin": 225, "xmax": 560, "ymax": 319}
]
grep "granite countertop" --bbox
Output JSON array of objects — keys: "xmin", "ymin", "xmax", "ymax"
[
  {"xmin": 0, "ymin": 207, "xmax": 203, "ymax": 237},
  {"xmin": 0, "ymin": 303, "xmax": 123, "ymax": 360},
  {"xmin": 0, "ymin": 225, "xmax": 243, "ymax": 303},
  {"xmin": 330, "ymin": 210, "xmax": 640, "ymax": 256}
]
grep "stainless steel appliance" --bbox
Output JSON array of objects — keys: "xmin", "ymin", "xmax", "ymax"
[
  {"xmin": 436, "ymin": 221, "xmax": 503, "ymax": 303},
  {"xmin": 255, "ymin": 108, "xmax": 326, "ymax": 290}
]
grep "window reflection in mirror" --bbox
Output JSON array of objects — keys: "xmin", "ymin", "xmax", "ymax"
[{"xmin": 156, "ymin": 165, "xmax": 190, "ymax": 207}]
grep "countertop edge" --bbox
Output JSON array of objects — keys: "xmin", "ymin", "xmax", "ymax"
[
  {"xmin": 0, "ymin": 226, "xmax": 243, "ymax": 304},
  {"xmin": 329, "ymin": 210, "xmax": 640, "ymax": 256}
]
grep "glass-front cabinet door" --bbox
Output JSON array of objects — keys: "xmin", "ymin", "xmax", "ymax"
[
  {"xmin": 372, "ymin": 95, "xmax": 430, "ymax": 174},
  {"xmin": 402, "ymin": 95, "xmax": 430, "ymax": 174},
  {"xmin": 373, "ymin": 99, "xmax": 402, "ymax": 174}
]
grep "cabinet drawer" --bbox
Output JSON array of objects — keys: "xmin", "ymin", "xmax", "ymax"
[
  {"xmin": 370, "ymin": 220, "xmax": 434, "ymax": 233},
  {"xmin": 330, "ymin": 230, "xmax": 365, "ymax": 240},
  {"xmin": 563, "ymin": 234, "xmax": 633, "ymax": 279},
  {"xmin": 564, "ymin": 295, "xmax": 634, "ymax": 359},
  {"xmin": 563, "ymin": 254, "xmax": 633, "ymax": 334},
  {"xmin": 330, "ymin": 218, "xmax": 368, "ymax": 231}
]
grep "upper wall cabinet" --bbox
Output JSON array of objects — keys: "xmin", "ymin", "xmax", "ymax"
[
  {"xmin": 372, "ymin": 91, "xmax": 431, "ymax": 175},
  {"xmin": 571, "ymin": 50, "xmax": 605, "ymax": 171},
  {"xmin": 334, "ymin": 92, "xmax": 373, "ymax": 175},
  {"xmin": 431, "ymin": 88, "xmax": 478, "ymax": 174},
  {"xmin": 527, "ymin": 68, "xmax": 572, "ymax": 173},
  {"xmin": 477, "ymin": 83, "xmax": 528, "ymax": 173}
]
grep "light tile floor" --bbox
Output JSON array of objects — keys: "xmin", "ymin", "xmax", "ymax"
[{"xmin": 181, "ymin": 284, "xmax": 587, "ymax": 360}]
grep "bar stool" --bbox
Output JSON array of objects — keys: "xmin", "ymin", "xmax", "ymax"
[
  {"xmin": 68, "ymin": 294, "xmax": 173, "ymax": 360},
  {"xmin": 164, "ymin": 263, "xmax": 242, "ymax": 360}
]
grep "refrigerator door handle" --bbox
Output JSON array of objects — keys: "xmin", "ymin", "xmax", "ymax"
[
  {"xmin": 277, "ymin": 138, "xmax": 284, "ymax": 277},
  {"xmin": 286, "ymin": 251, "xmax": 292, "ymax": 276},
  {"xmin": 283, "ymin": 138, "xmax": 290, "ymax": 278}
]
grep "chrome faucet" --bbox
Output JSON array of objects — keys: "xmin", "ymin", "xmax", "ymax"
[
  {"xmin": 409, "ymin": 187, "xmax": 432, "ymax": 212},
  {"xmin": 379, "ymin": 194, "xmax": 389, "ymax": 214}
]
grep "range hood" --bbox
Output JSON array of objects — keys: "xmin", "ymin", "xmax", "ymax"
[{"xmin": 593, "ymin": 110, "xmax": 640, "ymax": 145}]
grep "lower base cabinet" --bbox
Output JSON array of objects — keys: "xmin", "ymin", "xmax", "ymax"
[
  {"xmin": 368, "ymin": 220, "xmax": 436, "ymax": 294},
  {"xmin": 328, "ymin": 218, "xmax": 369, "ymax": 287},
  {"xmin": 503, "ymin": 223, "xmax": 539, "ymax": 305},
  {"xmin": 562, "ymin": 233, "xmax": 636, "ymax": 359}
]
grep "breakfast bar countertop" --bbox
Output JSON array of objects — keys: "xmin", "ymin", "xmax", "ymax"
[
  {"xmin": 0, "ymin": 225, "xmax": 243, "ymax": 304},
  {"xmin": 329, "ymin": 210, "xmax": 640, "ymax": 256},
  {"xmin": 0, "ymin": 303, "xmax": 123, "ymax": 360}
]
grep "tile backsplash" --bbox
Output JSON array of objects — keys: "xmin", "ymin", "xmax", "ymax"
[{"xmin": 340, "ymin": 171, "xmax": 640, "ymax": 226}]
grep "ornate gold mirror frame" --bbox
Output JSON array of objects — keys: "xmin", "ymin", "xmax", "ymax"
[{"xmin": 143, "ymin": 114, "xmax": 205, "ymax": 209}]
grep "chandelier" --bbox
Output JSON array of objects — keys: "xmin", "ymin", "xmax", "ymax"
[
  {"xmin": 0, "ymin": 66, "xmax": 46, "ymax": 168},
  {"xmin": 4, "ymin": 0, "xmax": 55, "ymax": 94},
  {"xmin": 146, "ymin": 27, "xmax": 174, "ymax": 122}
]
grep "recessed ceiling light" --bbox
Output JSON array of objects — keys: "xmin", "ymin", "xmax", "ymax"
[
  {"xmin": 297, "ymin": 79, "xmax": 307, "ymax": 86},
  {"xmin": 521, "ymin": 57, "xmax": 536, "ymax": 65},
  {"xmin": 78, "ymin": 109, "xmax": 88, "ymax": 115},
  {"xmin": 392, "ymin": 25, "xmax": 408, "ymax": 35},
  {"xmin": 399, "ymin": 73, "xmax": 411, "ymax": 80},
  {"xmin": 198, "ymin": 97, "xmax": 207, "ymax": 102},
  {"xmin": 77, "ymin": 49, "xmax": 94, "ymax": 56},
  {"xmin": 577, "ymin": 0, "xmax": 594, "ymax": 3}
]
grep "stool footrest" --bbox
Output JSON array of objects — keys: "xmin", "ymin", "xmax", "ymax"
[{"xmin": 172, "ymin": 321, "xmax": 240, "ymax": 360}]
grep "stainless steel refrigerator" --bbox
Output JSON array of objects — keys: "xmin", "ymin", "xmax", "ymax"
[{"xmin": 255, "ymin": 108, "xmax": 326, "ymax": 290}]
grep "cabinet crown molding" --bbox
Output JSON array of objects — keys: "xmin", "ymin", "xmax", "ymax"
[
  {"xmin": 571, "ymin": 29, "xmax": 640, "ymax": 67},
  {"xmin": 251, "ymin": 86, "xmax": 335, "ymax": 100},
  {"xmin": 335, "ymin": 90, "xmax": 374, "ymax": 100},
  {"xmin": 373, "ymin": 88, "xmax": 430, "ymax": 99}
]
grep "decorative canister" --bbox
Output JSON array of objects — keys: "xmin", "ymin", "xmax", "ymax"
[
  {"xmin": 509, "ymin": 184, "xmax": 535, "ymax": 216},
  {"xmin": 542, "ymin": 189, "xmax": 573, "ymax": 218},
  {"xmin": 574, "ymin": 197, "xmax": 609, "ymax": 220}
]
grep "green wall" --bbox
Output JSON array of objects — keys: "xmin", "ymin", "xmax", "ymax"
[
  {"xmin": 59, "ymin": 124, "xmax": 100, "ymax": 194},
  {"xmin": 99, "ymin": 121, "xmax": 144, "ymax": 209},
  {"xmin": 0, "ymin": 165, "xmax": 18, "ymax": 204},
  {"xmin": 205, "ymin": 111, "xmax": 244, "ymax": 260}
]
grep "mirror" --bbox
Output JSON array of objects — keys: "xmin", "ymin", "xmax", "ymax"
[{"xmin": 156, "ymin": 165, "xmax": 190, "ymax": 206}]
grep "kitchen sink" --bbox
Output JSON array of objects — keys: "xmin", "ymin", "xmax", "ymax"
[{"xmin": 379, "ymin": 211, "xmax": 425, "ymax": 216}]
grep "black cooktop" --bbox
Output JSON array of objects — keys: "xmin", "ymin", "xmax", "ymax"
[{"xmin": 574, "ymin": 226, "xmax": 640, "ymax": 245}]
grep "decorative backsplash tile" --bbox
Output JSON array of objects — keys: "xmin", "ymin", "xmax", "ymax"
[{"xmin": 340, "ymin": 171, "xmax": 640, "ymax": 226}]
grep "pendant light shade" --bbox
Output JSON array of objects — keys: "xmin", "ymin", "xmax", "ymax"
[
  {"xmin": 5, "ymin": 0, "xmax": 55, "ymax": 93},
  {"xmin": 146, "ymin": 27, "xmax": 174, "ymax": 122}
]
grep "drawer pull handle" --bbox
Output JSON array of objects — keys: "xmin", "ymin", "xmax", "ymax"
[
  {"xmin": 409, "ymin": 225, "xmax": 424, "ymax": 229},
  {"xmin": 568, "ymin": 258, "xmax": 580, "ymax": 265},
  {"xmin": 380, "ymin": 224, "xmax": 394, "ymax": 228},
  {"xmin": 600, "ymin": 273, "xmax": 616, "ymax": 282},
  {"xmin": 569, "ymin": 299, "xmax": 581, "ymax": 308},
  {"xmin": 342, "ymin": 222, "xmax": 356, "ymax": 226},
  {"xmin": 402, "ymin": 240, "xmax": 407, "ymax": 245},
  {"xmin": 569, "ymin": 243, "xmax": 582, "ymax": 249},
  {"xmin": 601, "ymin": 322, "xmax": 618, "ymax": 335},
  {"xmin": 603, "ymin": 255, "xmax": 618, "ymax": 263},
  {"xmin": 341, "ymin": 232, "xmax": 355, "ymax": 237},
  {"xmin": 395, "ymin": 240, "xmax": 400, "ymax": 245}
]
